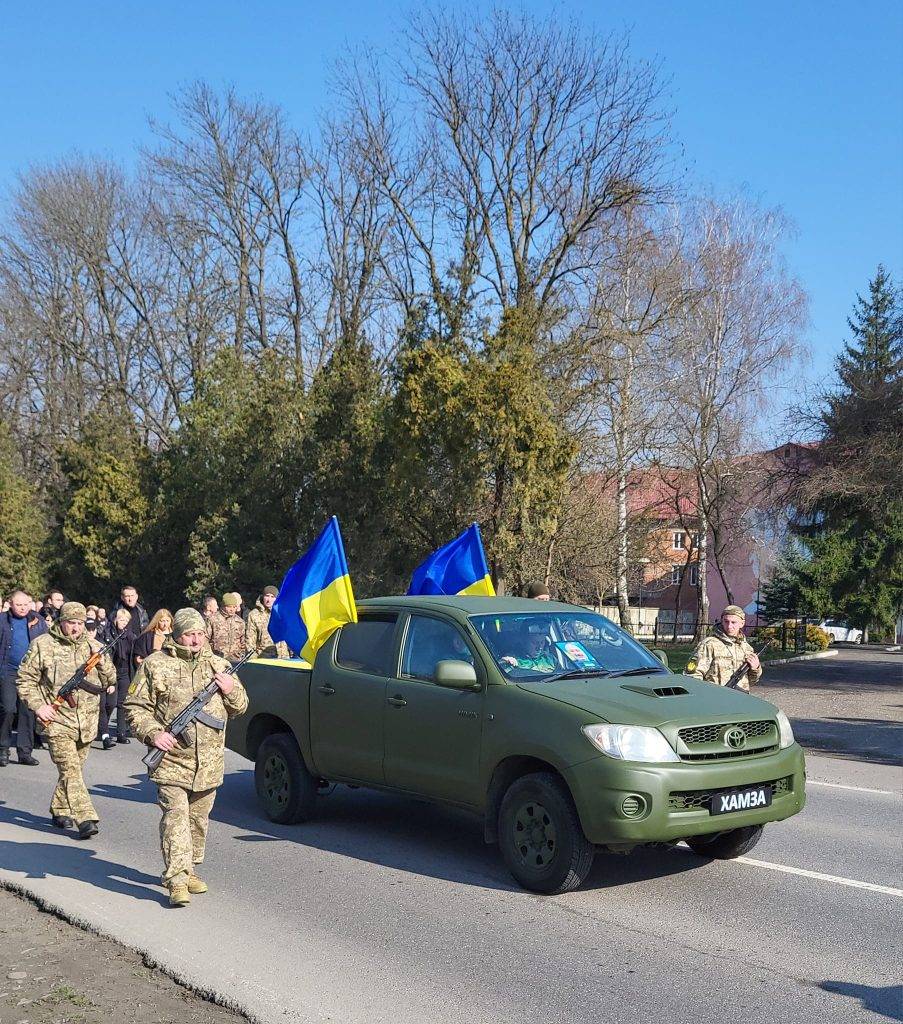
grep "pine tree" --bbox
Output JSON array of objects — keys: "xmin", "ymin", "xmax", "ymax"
[{"xmin": 791, "ymin": 267, "xmax": 903, "ymax": 636}]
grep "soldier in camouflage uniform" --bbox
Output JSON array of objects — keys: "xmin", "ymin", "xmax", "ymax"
[
  {"xmin": 17, "ymin": 602, "xmax": 116, "ymax": 838},
  {"xmin": 205, "ymin": 592, "xmax": 246, "ymax": 662},
  {"xmin": 688, "ymin": 605, "xmax": 762, "ymax": 692},
  {"xmin": 126, "ymin": 608, "xmax": 248, "ymax": 907},
  {"xmin": 245, "ymin": 586, "xmax": 290, "ymax": 659}
]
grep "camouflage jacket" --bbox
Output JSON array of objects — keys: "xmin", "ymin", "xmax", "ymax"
[
  {"xmin": 125, "ymin": 640, "xmax": 248, "ymax": 790},
  {"xmin": 205, "ymin": 610, "xmax": 246, "ymax": 662},
  {"xmin": 689, "ymin": 629, "xmax": 762, "ymax": 691},
  {"xmin": 17, "ymin": 627, "xmax": 116, "ymax": 742},
  {"xmin": 246, "ymin": 600, "xmax": 290, "ymax": 659}
]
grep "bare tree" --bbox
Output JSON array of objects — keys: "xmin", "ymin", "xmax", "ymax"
[
  {"xmin": 341, "ymin": 8, "xmax": 670, "ymax": 338},
  {"xmin": 667, "ymin": 195, "xmax": 807, "ymax": 638}
]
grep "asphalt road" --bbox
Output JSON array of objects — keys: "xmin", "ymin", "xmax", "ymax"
[{"xmin": 0, "ymin": 650, "xmax": 900, "ymax": 1024}]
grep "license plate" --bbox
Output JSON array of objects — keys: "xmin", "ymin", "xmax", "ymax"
[{"xmin": 710, "ymin": 785, "xmax": 772, "ymax": 815}]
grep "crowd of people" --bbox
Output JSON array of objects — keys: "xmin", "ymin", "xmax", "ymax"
[{"xmin": 0, "ymin": 583, "xmax": 285, "ymax": 764}]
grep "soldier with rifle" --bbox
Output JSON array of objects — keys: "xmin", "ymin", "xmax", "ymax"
[
  {"xmin": 17, "ymin": 602, "xmax": 117, "ymax": 838},
  {"xmin": 125, "ymin": 608, "xmax": 248, "ymax": 907},
  {"xmin": 688, "ymin": 605, "xmax": 763, "ymax": 692}
]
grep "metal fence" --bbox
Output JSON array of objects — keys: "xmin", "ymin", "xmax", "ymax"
[{"xmin": 595, "ymin": 609, "xmax": 816, "ymax": 653}]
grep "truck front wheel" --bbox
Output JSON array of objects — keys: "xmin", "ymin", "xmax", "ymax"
[
  {"xmin": 686, "ymin": 825, "xmax": 763, "ymax": 859},
  {"xmin": 255, "ymin": 733, "xmax": 317, "ymax": 824},
  {"xmin": 498, "ymin": 772, "xmax": 595, "ymax": 894}
]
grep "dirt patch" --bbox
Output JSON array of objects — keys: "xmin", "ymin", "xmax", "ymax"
[{"xmin": 0, "ymin": 885, "xmax": 248, "ymax": 1024}]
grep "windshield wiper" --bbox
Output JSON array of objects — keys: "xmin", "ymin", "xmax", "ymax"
[
  {"xmin": 542, "ymin": 668, "xmax": 612, "ymax": 682},
  {"xmin": 607, "ymin": 666, "xmax": 667, "ymax": 678}
]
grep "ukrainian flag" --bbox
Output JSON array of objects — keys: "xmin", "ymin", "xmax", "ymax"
[
  {"xmin": 269, "ymin": 517, "xmax": 357, "ymax": 663},
  {"xmin": 407, "ymin": 523, "xmax": 495, "ymax": 597}
]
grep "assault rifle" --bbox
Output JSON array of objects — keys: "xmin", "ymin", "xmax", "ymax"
[
  {"xmin": 725, "ymin": 638, "xmax": 772, "ymax": 690},
  {"xmin": 53, "ymin": 634, "xmax": 119, "ymax": 709},
  {"xmin": 142, "ymin": 647, "xmax": 256, "ymax": 772}
]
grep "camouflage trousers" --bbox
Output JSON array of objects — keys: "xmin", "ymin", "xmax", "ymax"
[
  {"xmin": 157, "ymin": 784, "xmax": 217, "ymax": 888},
  {"xmin": 46, "ymin": 735, "xmax": 98, "ymax": 822}
]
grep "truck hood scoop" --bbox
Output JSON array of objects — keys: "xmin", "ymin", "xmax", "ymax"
[{"xmin": 620, "ymin": 684, "xmax": 689, "ymax": 697}]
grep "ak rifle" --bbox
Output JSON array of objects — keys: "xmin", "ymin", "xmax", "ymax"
[
  {"xmin": 53, "ymin": 634, "xmax": 119, "ymax": 709},
  {"xmin": 725, "ymin": 638, "xmax": 772, "ymax": 690},
  {"xmin": 142, "ymin": 648, "xmax": 256, "ymax": 772}
]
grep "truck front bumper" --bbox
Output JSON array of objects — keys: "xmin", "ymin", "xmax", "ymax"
[{"xmin": 564, "ymin": 743, "xmax": 806, "ymax": 845}]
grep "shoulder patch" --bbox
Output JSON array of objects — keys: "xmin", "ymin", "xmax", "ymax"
[{"xmin": 686, "ymin": 659, "xmax": 697, "ymax": 673}]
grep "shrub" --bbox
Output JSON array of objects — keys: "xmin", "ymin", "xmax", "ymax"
[{"xmin": 760, "ymin": 620, "xmax": 830, "ymax": 652}]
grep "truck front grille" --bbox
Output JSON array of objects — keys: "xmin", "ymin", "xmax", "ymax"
[
  {"xmin": 679, "ymin": 720, "xmax": 773, "ymax": 745},
  {"xmin": 668, "ymin": 776, "xmax": 793, "ymax": 811}
]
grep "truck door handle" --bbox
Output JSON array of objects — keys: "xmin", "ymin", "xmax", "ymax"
[
  {"xmin": 387, "ymin": 695, "xmax": 407, "ymax": 707},
  {"xmin": 317, "ymin": 685, "xmax": 336, "ymax": 696}
]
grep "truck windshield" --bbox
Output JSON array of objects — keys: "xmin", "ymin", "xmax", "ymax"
[{"xmin": 469, "ymin": 611, "xmax": 664, "ymax": 681}]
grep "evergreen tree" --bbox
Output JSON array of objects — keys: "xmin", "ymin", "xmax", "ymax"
[
  {"xmin": 49, "ymin": 407, "xmax": 155, "ymax": 606},
  {"xmin": 0, "ymin": 423, "xmax": 47, "ymax": 596},
  {"xmin": 791, "ymin": 267, "xmax": 903, "ymax": 635}
]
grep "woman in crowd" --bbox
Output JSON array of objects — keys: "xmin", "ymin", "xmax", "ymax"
[
  {"xmin": 132, "ymin": 608, "xmax": 173, "ymax": 672},
  {"xmin": 98, "ymin": 607, "xmax": 135, "ymax": 749}
]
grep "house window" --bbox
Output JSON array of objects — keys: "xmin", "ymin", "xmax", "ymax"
[
  {"xmin": 671, "ymin": 564, "xmax": 682, "ymax": 586},
  {"xmin": 672, "ymin": 531, "xmax": 685, "ymax": 550},
  {"xmin": 691, "ymin": 532, "xmax": 701, "ymax": 549},
  {"xmin": 689, "ymin": 564, "xmax": 699, "ymax": 587}
]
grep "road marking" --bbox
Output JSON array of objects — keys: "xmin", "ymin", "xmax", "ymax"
[
  {"xmin": 736, "ymin": 857, "xmax": 903, "ymax": 897},
  {"xmin": 807, "ymin": 780, "xmax": 896, "ymax": 795}
]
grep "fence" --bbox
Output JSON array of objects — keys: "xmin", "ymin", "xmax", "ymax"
[{"xmin": 594, "ymin": 606, "xmax": 817, "ymax": 652}]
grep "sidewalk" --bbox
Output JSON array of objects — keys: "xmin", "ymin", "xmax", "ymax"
[{"xmin": 0, "ymin": 885, "xmax": 248, "ymax": 1024}]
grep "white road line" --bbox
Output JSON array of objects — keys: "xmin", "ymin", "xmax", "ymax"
[
  {"xmin": 736, "ymin": 857, "xmax": 903, "ymax": 897},
  {"xmin": 807, "ymin": 779, "xmax": 897, "ymax": 795}
]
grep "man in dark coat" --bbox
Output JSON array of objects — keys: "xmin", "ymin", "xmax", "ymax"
[
  {"xmin": 0, "ymin": 589, "xmax": 48, "ymax": 766},
  {"xmin": 111, "ymin": 585, "xmax": 149, "ymax": 636}
]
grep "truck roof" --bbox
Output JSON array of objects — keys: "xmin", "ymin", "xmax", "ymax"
[{"xmin": 359, "ymin": 595, "xmax": 579, "ymax": 614}]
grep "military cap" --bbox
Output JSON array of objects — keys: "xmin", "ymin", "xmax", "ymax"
[
  {"xmin": 59, "ymin": 601, "xmax": 87, "ymax": 622},
  {"xmin": 722, "ymin": 604, "xmax": 746, "ymax": 621},
  {"xmin": 172, "ymin": 607, "xmax": 206, "ymax": 638},
  {"xmin": 263, "ymin": 585, "xmax": 279, "ymax": 597},
  {"xmin": 221, "ymin": 592, "xmax": 241, "ymax": 608},
  {"xmin": 526, "ymin": 582, "xmax": 550, "ymax": 599}
]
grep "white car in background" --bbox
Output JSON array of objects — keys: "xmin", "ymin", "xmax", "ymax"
[{"xmin": 819, "ymin": 619, "xmax": 864, "ymax": 644}]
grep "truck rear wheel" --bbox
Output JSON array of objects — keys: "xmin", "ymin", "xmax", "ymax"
[
  {"xmin": 255, "ymin": 733, "xmax": 317, "ymax": 824},
  {"xmin": 498, "ymin": 772, "xmax": 594, "ymax": 894},
  {"xmin": 686, "ymin": 825, "xmax": 763, "ymax": 859}
]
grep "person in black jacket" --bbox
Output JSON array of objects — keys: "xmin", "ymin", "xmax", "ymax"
[
  {"xmin": 0, "ymin": 589, "xmax": 48, "ymax": 766},
  {"xmin": 98, "ymin": 607, "xmax": 135, "ymax": 748},
  {"xmin": 111, "ymin": 585, "xmax": 149, "ymax": 636}
]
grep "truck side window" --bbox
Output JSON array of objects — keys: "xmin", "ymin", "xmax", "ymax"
[
  {"xmin": 335, "ymin": 616, "xmax": 398, "ymax": 675},
  {"xmin": 401, "ymin": 615, "xmax": 475, "ymax": 682}
]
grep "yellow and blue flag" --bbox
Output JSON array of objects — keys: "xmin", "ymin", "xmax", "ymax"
[
  {"xmin": 269, "ymin": 516, "xmax": 357, "ymax": 662},
  {"xmin": 407, "ymin": 523, "xmax": 495, "ymax": 597}
]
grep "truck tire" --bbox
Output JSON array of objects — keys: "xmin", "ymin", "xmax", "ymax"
[
  {"xmin": 686, "ymin": 824, "xmax": 763, "ymax": 859},
  {"xmin": 255, "ymin": 732, "xmax": 317, "ymax": 825},
  {"xmin": 498, "ymin": 772, "xmax": 594, "ymax": 894}
]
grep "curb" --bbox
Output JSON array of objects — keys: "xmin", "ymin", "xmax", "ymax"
[{"xmin": 767, "ymin": 649, "xmax": 838, "ymax": 666}]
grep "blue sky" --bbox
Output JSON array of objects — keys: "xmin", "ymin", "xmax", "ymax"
[{"xmin": 2, "ymin": 1, "xmax": 901, "ymax": 404}]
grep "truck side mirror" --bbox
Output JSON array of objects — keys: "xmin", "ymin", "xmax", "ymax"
[
  {"xmin": 650, "ymin": 648, "xmax": 669, "ymax": 668},
  {"xmin": 434, "ymin": 659, "xmax": 481, "ymax": 691}
]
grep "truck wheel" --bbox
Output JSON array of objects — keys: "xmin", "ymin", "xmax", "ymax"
[
  {"xmin": 255, "ymin": 733, "xmax": 317, "ymax": 824},
  {"xmin": 498, "ymin": 772, "xmax": 594, "ymax": 894},
  {"xmin": 686, "ymin": 825, "xmax": 763, "ymax": 859}
]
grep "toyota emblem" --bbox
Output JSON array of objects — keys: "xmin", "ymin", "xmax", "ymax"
[{"xmin": 724, "ymin": 726, "xmax": 747, "ymax": 749}]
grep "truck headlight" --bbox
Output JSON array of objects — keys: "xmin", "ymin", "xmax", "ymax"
[
  {"xmin": 776, "ymin": 711, "xmax": 795, "ymax": 748},
  {"xmin": 582, "ymin": 724, "xmax": 680, "ymax": 763}
]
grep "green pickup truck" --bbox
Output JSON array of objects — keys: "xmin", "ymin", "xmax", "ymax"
[{"xmin": 227, "ymin": 596, "xmax": 805, "ymax": 894}]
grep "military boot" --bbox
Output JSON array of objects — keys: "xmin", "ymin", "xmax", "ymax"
[
  {"xmin": 168, "ymin": 884, "xmax": 191, "ymax": 907},
  {"xmin": 187, "ymin": 874, "xmax": 208, "ymax": 894}
]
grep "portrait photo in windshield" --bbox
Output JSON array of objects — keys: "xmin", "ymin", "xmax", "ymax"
[{"xmin": 469, "ymin": 611, "xmax": 664, "ymax": 679}]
